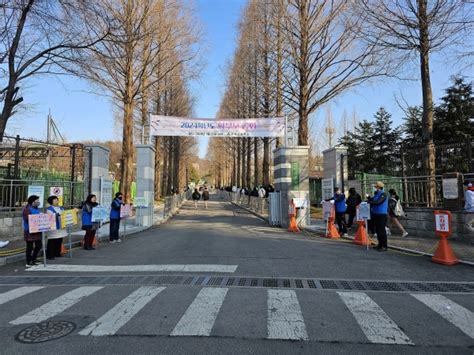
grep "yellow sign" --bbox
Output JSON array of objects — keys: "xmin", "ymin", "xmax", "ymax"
[{"xmin": 60, "ymin": 209, "xmax": 78, "ymax": 228}]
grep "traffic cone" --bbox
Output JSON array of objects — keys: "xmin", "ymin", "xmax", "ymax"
[
  {"xmin": 432, "ymin": 236, "xmax": 459, "ymax": 266},
  {"xmin": 92, "ymin": 235, "xmax": 98, "ymax": 247},
  {"xmin": 353, "ymin": 220, "xmax": 370, "ymax": 246},
  {"xmin": 60, "ymin": 242, "xmax": 68, "ymax": 256},
  {"xmin": 326, "ymin": 216, "xmax": 340, "ymax": 239},
  {"xmin": 288, "ymin": 215, "xmax": 300, "ymax": 233}
]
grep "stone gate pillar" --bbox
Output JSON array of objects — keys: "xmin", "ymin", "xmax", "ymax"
[
  {"xmin": 84, "ymin": 145, "xmax": 110, "ymax": 199},
  {"xmin": 273, "ymin": 146, "xmax": 310, "ymax": 227},
  {"xmin": 136, "ymin": 145, "xmax": 155, "ymax": 227},
  {"xmin": 323, "ymin": 146, "xmax": 348, "ymax": 193}
]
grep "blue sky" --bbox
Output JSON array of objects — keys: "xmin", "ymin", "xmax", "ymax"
[{"xmin": 8, "ymin": 0, "xmax": 472, "ymax": 157}]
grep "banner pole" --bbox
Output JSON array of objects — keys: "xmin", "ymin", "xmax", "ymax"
[{"xmin": 42, "ymin": 232, "xmax": 47, "ymax": 267}]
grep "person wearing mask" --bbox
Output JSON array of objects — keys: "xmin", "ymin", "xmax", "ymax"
[
  {"xmin": 388, "ymin": 189, "xmax": 408, "ymax": 237},
  {"xmin": 202, "ymin": 187, "xmax": 210, "ymax": 209},
  {"xmin": 110, "ymin": 192, "xmax": 124, "ymax": 243},
  {"xmin": 346, "ymin": 187, "xmax": 362, "ymax": 229},
  {"xmin": 46, "ymin": 195, "xmax": 66, "ymax": 259},
  {"xmin": 327, "ymin": 187, "xmax": 348, "ymax": 236},
  {"xmin": 192, "ymin": 188, "xmax": 201, "ymax": 209},
  {"xmin": 23, "ymin": 195, "xmax": 42, "ymax": 267},
  {"xmin": 368, "ymin": 181, "xmax": 389, "ymax": 251},
  {"xmin": 81, "ymin": 194, "xmax": 99, "ymax": 250}
]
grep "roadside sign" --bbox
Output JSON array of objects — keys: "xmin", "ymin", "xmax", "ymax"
[
  {"xmin": 50, "ymin": 186, "xmax": 64, "ymax": 206},
  {"xmin": 434, "ymin": 210, "xmax": 452, "ymax": 236},
  {"xmin": 322, "ymin": 201, "xmax": 333, "ymax": 220},
  {"xmin": 92, "ymin": 206, "xmax": 109, "ymax": 222},
  {"xmin": 28, "ymin": 213, "xmax": 56, "ymax": 233},
  {"xmin": 358, "ymin": 202, "xmax": 371, "ymax": 221},
  {"xmin": 27, "ymin": 185, "xmax": 45, "ymax": 208},
  {"xmin": 321, "ymin": 179, "xmax": 334, "ymax": 200},
  {"xmin": 134, "ymin": 197, "xmax": 149, "ymax": 208},
  {"xmin": 120, "ymin": 204, "xmax": 133, "ymax": 218},
  {"xmin": 60, "ymin": 209, "xmax": 78, "ymax": 228}
]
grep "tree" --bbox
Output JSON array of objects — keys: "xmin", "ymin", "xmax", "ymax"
[
  {"xmin": 0, "ymin": 0, "xmax": 109, "ymax": 140},
  {"xmin": 357, "ymin": 0, "xmax": 472, "ymax": 205},
  {"xmin": 371, "ymin": 107, "xmax": 401, "ymax": 174}
]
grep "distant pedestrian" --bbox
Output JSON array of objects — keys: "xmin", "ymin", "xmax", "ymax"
[
  {"xmin": 81, "ymin": 194, "xmax": 99, "ymax": 250},
  {"xmin": 109, "ymin": 192, "xmax": 124, "ymax": 243},
  {"xmin": 332, "ymin": 187, "xmax": 348, "ymax": 236},
  {"xmin": 192, "ymin": 188, "xmax": 201, "ymax": 209},
  {"xmin": 346, "ymin": 187, "xmax": 362, "ymax": 229},
  {"xmin": 388, "ymin": 189, "xmax": 408, "ymax": 237},
  {"xmin": 46, "ymin": 195, "xmax": 66, "ymax": 260},
  {"xmin": 202, "ymin": 187, "xmax": 210, "ymax": 209},
  {"xmin": 464, "ymin": 183, "xmax": 474, "ymax": 212},
  {"xmin": 23, "ymin": 195, "xmax": 42, "ymax": 267},
  {"xmin": 368, "ymin": 181, "xmax": 389, "ymax": 251}
]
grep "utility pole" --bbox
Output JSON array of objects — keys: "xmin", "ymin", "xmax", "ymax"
[{"xmin": 46, "ymin": 110, "xmax": 52, "ymax": 171}]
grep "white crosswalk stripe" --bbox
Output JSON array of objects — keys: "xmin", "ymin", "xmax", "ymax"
[
  {"xmin": 267, "ymin": 289, "xmax": 308, "ymax": 340},
  {"xmin": 412, "ymin": 294, "xmax": 474, "ymax": 339},
  {"xmin": 10, "ymin": 286, "xmax": 103, "ymax": 325},
  {"xmin": 79, "ymin": 286, "xmax": 165, "ymax": 336},
  {"xmin": 171, "ymin": 287, "xmax": 228, "ymax": 336},
  {"xmin": 0, "ymin": 286, "xmax": 44, "ymax": 305},
  {"xmin": 337, "ymin": 291, "xmax": 413, "ymax": 345}
]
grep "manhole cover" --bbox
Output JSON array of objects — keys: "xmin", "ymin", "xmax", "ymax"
[{"xmin": 15, "ymin": 321, "xmax": 76, "ymax": 344}]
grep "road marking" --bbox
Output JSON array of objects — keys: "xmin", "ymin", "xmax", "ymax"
[
  {"xmin": 338, "ymin": 292, "xmax": 413, "ymax": 345},
  {"xmin": 79, "ymin": 286, "xmax": 165, "ymax": 336},
  {"xmin": 412, "ymin": 294, "xmax": 474, "ymax": 339},
  {"xmin": 10, "ymin": 286, "xmax": 102, "ymax": 325},
  {"xmin": 170, "ymin": 287, "xmax": 228, "ymax": 336},
  {"xmin": 0, "ymin": 286, "xmax": 44, "ymax": 305},
  {"xmin": 26, "ymin": 264, "xmax": 238, "ymax": 273},
  {"xmin": 267, "ymin": 289, "xmax": 308, "ymax": 340}
]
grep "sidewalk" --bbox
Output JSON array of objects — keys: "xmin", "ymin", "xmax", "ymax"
[
  {"xmin": 305, "ymin": 219, "xmax": 474, "ymax": 265},
  {"xmin": 0, "ymin": 203, "xmax": 174, "ymax": 266}
]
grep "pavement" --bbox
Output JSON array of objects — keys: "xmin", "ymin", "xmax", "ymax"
[{"xmin": 0, "ymin": 196, "xmax": 473, "ymax": 354}]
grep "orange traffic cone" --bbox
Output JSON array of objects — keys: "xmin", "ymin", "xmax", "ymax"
[
  {"xmin": 353, "ymin": 220, "xmax": 370, "ymax": 246},
  {"xmin": 432, "ymin": 235, "xmax": 458, "ymax": 266},
  {"xmin": 288, "ymin": 215, "xmax": 300, "ymax": 233},
  {"xmin": 92, "ymin": 235, "xmax": 98, "ymax": 247},
  {"xmin": 326, "ymin": 217, "xmax": 340, "ymax": 239},
  {"xmin": 60, "ymin": 242, "xmax": 68, "ymax": 256}
]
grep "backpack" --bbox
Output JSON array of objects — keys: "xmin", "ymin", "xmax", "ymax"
[{"xmin": 394, "ymin": 199, "xmax": 405, "ymax": 217}]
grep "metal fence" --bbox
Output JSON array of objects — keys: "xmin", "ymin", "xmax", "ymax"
[
  {"xmin": 163, "ymin": 190, "xmax": 192, "ymax": 217},
  {"xmin": 218, "ymin": 190, "xmax": 269, "ymax": 218}
]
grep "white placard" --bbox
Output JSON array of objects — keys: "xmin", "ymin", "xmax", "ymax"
[
  {"xmin": 293, "ymin": 198, "xmax": 307, "ymax": 208},
  {"xmin": 435, "ymin": 214, "xmax": 450, "ymax": 233},
  {"xmin": 442, "ymin": 178, "xmax": 458, "ymax": 199},
  {"xmin": 321, "ymin": 178, "xmax": 334, "ymax": 201},
  {"xmin": 150, "ymin": 115, "xmax": 285, "ymax": 138},
  {"xmin": 322, "ymin": 201, "xmax": 334, "ymax": 220},
  {"xmin": 358, "ymin": 202, "xmax": 371, "ymax": 220},
  {"xmin": 27, "ymin": 185, "xmax": 45, "ymax": 208}
]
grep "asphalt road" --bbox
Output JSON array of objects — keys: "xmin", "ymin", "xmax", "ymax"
[{"xmin": 0, "ymin": 197, "xmax": 473, "ymax": 354}]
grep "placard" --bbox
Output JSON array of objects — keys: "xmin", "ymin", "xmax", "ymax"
[
  {"xmin": 27, "ymin": 185, "xmax": 45, "ymax": 208},
  {"xmin": 358, "ymin": 202, "xmax": 371, "ymax": 220},
  {"xmin": 92, "ymin": 206, "xmax": 109, "ymax": 222},
  {"xmin": 322, "ymin": 201, "xmax": 334, "ymax": 220},
  {"xmin": 134, "ymin": 197, "xmax": 149, "ymax": 208},
  {"xmin": 120, "ymin": 204, "xmax": 133, "ymax": 218},
  {"xmin": 50, "ymin": 186, "xmax": 64, "ymax": 206},
  {"xmin": 442, "ymin": 178, "xmax": 458, "ymax": 199},
  {"xmin": 434, "ymin": 210, "xmax": 452, "ymax": 236},
  {"xmin": 60, "ymin": 209, "xmax": 78, "ymax": 228},
  {"xmin": 321, "ymin": 179, "xmax": 334, "ymax": 201},
  {"xmin": 293, "ymin": 198, "xmax": 307, "ymax": 208},
  {"xmin": 28, "ymin": 213, "xmax": 57, "ymax": 233}
]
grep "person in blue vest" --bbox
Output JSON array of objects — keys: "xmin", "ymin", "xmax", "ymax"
[
  {"xmin": 368, "ymin": 181, "xmax": 389, "ymax": 251},
  {"xmin": 46, "ymin": 195, "xmax": 66, "ymax": 259},
  {"xmin": 109, "ymin": 192, "xmax": 124, "ymax": 243},
  {"xmin": 81, "ymin": 194, "xmax": 98, "ymax": 250},
  {"xmin": 22, "ymin": 195, "xmax": 42, "ymax": 267}
]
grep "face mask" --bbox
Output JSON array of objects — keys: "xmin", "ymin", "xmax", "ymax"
[{"xmin": 32, "ymin": 201, "xmax": 40, "ymax": 207}]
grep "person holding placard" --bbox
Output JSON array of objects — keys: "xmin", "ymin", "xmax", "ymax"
[
  {"xmin": 81, "ymin": 194, "xmax": 99, "ymax": 250},
  {"xmin": 46, "ymin": 195, "xmax": 66, "ymax": 259},
  {"xmin": 109, "ymin": 192, "xmax": 124, "ymax": 243},
  {"xmin": 22, "ymin": 195, "xmax": 42, "ymax": 267}
]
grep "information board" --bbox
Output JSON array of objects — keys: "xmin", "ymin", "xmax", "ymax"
[
  {"xmin": 134, "ymin": 197, "xmax": 149, "ymax": 208},
  {"xmin": 92, "ymin": 206, "xmax": 109, "ymax": 222},
  {"xmin": 358, "ymin": 202, "xmax": 371, "ymax": 220},
  {"xmin": 60, "ymin": 209, "xmax": 78, "ymax": 228},
  {"xmin": 27, "ymin": 185, "xmax": 45, "ymax": 208},
  {"xmin": 28, "ymin": 213, "xmax": 57, "ymax": 233},
  {"xmin": 120, "ymin": 204, "xmax": 133, "ymax": 218},
  {"xmin": 322, "ymin": 201, "xmax": 334, "ymax": 220},
  {"xmin": 321, "ymin": 179, "xmax": 334, "ymax": 201},
  {"xmin": 442, "ymin": 178, "xmax": 458, "ymax": 200}
]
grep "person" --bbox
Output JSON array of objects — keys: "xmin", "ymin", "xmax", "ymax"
[
  {"xmin": 23, "ymin": 195, "xmax": 42, "ymax": 267},
  {"xmin": 110, "ymin": 192, "xmax": 124, "ymax": 243},
  {"xmin": 81, "ymin": 194, "xmax": 99, "ymax": 250},
  {"xmin": 192, "ymin": 188, "xmax": 201, "ymax": 209},
  {"xmin": 332, "ymin": 187, "xmax": 348, "ymax": 236},
  {"xmin": 202, "ymin": 187, "xmax": 210, "ymax": 209},
  {"xmin": 465, "ymin": 183, "xmax": 474, "ymax": 212},
  {"xmin": 46, "ymin": 195, "xmax": 67, "ymax": 260},
  {"xmin": 346, "ymin": 187, "xmax": 362, "ymax": 229},
  {"xmin": 388, "ymin": 189, "xmax": 408, "ymax": 237},
  {"xmin": 368, "ymin": 181, "xmax": 389, "ymax": 251}
]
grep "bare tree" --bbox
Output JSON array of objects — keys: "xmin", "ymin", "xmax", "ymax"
[
  {"xmin": 0, "ymin": 0, "xmax": 109, "ymax": 141},
  {"xmin": 357, "ymin": 0, "xmax": 473, "ymax": 205}
]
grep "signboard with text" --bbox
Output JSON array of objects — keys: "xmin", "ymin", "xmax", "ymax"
[
  {"xmin": 60, "ymin": 209, "xmax": 78, "ymax": 228},
  {"xmin": 358, "ymin": 202, "xmax": 371, "ymax": 221},
  {"xmin": 28, "ymin": 213, "xmax": 56, "ymax": 233},
  {"xmin": 120, "ymin": 204, "xmax": 133, "ymax": 218},
  {"xmin": 27, "ymin": 185, "xmax": 45, "ymax": 208},
  {"xmin": 92, "ymin": 206, "xmax": 109, "ymax": 222},
  {"xmin": 434, "ymin": 210, "xmax": 452, "ymax": 236},
  {"xmin": 322, "ymin": 201, "xmax": 334, "ymax": 220},
  {"xmin": 134, "ymin": 197, "xmax": 149, "ymax": 208},
  {"xmin": 321, "ymin": 179, "xmax": 334, "ymax": 201}
]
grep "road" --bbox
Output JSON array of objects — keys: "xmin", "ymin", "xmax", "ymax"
[{"xmin": 0, "ymin": 197, "xmax": 473, "ymax": 354}]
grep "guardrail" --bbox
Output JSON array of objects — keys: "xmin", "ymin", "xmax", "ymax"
[{"xmin": 218, "ymin": 190, "xmax": 269, "ymax": 217}]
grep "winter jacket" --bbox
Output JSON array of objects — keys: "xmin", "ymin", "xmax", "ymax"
[
  {"xmin": 82, "ymin": 201, "xmax": 98, "ymax": 230},
  {"xmin": 334, "ymin": 193, "xmax": 347, "ymax": 213},
  {"xmin": 346, "ymin": 193, "xmax": 362, "ymax": 214},
  {"xmin": 110, "ymin": 198, "xmax": 122, "ymax": 220},
  {"xmin": 23, "ymin": 205, "xmax": 42, "ymax": 242},
  {"xmin": 369, "ymin": 190, "xmax": 388, "ymax": 215}
]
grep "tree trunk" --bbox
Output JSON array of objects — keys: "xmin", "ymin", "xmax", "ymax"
[
  {"xmin": 167, "ymin": 137, "xmax": 174, "ymax": 195},
  {"xmin": 237, "ymin": 138, "xmax": 241, "ymax": 187},
  {"xmin": 161, "ymin": 138, "xmax": 168, "ymax": 196},
  {"xmin": 297, "ymin": 0, "xmax": 309, "ymax": 146},
  {"xmin": 242, "ymin": 137, "xmax": 247, "ymax": 187},
  {"xmin": 120, "ymin": 98, "xmax": 135, "ymax": 203},
  {"xmin": 246, "ymin": 138, "xmax": 251, "ymax": 188},
  {"xmin": 173, "ymin": 137, "xmax": 180, "ymax": 192},
  {"xmin": 263, "ymin": 137, "xmax": 270, "ymax": 186},
  {"xmin": 418, "ymin": 0, "xmax": 436, "ymax": 206},
  {"xmin": 154, "ymin": 137, "xmax": 161, "ymax": 199},
  {"xmin": 254, "ymin": 138, "xmax": 259, "ymax": 186}
]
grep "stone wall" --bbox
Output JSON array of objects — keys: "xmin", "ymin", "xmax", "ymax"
[
  {"xmin": 0, "ymin": 214, "xmax": 24, "ymax": 242},
  {"xmin": 402, "ymin": 208, "xmax": 473, "ymax": 244}
]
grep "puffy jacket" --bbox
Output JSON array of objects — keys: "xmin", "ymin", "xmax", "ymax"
[
  {"xmin": 23, "ymin": 205, "xmax": 40, "ymax": 232},
  {"xmin": 334, "ymin": 193, "xmax": 346, "ymax": 213},
  {"xmin": 110, "ymin": 198, "xmax": 122, "ymax": 220},
  {"xmin": 346, "ymin": 193, "xmax": 362, "ymax": 214},
  {"xmin": 81, "ymin": 202, "xmax": 97, "ymax": 227},
  {"xmin": 369, "ymin": 190, "xmax": 388, "ymax": 215}
]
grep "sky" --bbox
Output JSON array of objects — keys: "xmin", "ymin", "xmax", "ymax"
[{"xmin": 8, "ymin": 0, "xmax": 473, "ymax": 158}]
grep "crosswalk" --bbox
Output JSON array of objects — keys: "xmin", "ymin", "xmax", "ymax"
[{"xmin": 1, "ymin": 285, "xmax": 473, "ymax": 345}]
